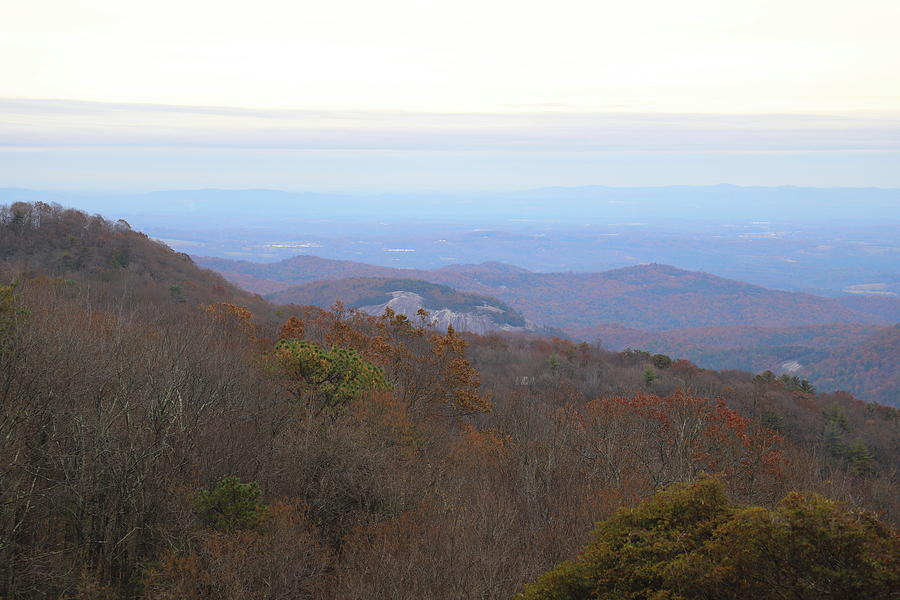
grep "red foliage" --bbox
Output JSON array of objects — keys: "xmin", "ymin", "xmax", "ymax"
[{"xmin": 577, "ymin": 390, "xmax": 785, "ymax": 501}]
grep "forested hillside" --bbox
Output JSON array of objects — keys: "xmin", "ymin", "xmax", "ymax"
[
  {"xmin": 805, "ymin": 325, "xmax": 900, "ymax": 406},
  {"xmin": 569, "ymin": 322, "xmax": 900, "ymax": 406},
  {"xmin": 569, "ymin": 322, "xmax": 885, "ymax": 352},
  {"xmin": 2, "ymin": 203, "xmax": 897, "ymax": 599},
  {"xmin": 0, "ymin": 201, "xmax": 269, "ymax": 316}
]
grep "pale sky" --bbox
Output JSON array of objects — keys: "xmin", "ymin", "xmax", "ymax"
[{"xmin": 1, "ymin": 0, "xmax": 899, "ymax": 190}]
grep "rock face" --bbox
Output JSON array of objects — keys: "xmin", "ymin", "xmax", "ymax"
[
  {"xmin": 264, "ymin": 277, "xmax": 554, "ymax": 336},
  {"xmin": 358, "ymin": 290, "xmax": 534, "ymax": 335}
]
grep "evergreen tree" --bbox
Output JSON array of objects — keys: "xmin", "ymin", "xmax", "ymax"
[
  {"xmin": 642, "ymin": 367, "xmax": 657, "ymax": 387},
  {"xmin": 847, "ymin": 440, "xmax": 874, "ymax": 476},
  {"xmin": 193, "ymin": 477, "xmax": 269, "ymax": 531}
]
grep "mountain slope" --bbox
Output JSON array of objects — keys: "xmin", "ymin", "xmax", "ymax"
[
  {"xmin": 805, "ymin": 325, "xmax": 900, "ymax": 406},
  {"xmin": 567, "ymin": 322, "xmax": 899, "ymax": 405},
  {"xmin": 0, "ymin": 201, "xmax": 268, "ymax": 314}
]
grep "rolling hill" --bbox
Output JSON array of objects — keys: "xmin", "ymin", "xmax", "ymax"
[
  {"xmin": 196, "ymin": 256, "xmax": 895, "ymax": 330},
  {"xmin": 196, "ymin": 254, "xmax": 404, "ymax": 294}
]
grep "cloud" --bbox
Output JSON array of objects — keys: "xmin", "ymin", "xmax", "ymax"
[{"xmin": 2, "ymin": 98, "xmax": 899, "ymax": 153}]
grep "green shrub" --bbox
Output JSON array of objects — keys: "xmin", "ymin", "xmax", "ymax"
[
  {"xmin": 193, "ymin": 476, "xmax": 269, "ymax": 532},
  {"xmin": 519, "ymin": 478, "xmax": 899, "ymax": 600}
]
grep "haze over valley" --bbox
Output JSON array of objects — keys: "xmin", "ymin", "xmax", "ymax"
[{"xmin": 3, "ymin": 185, "xmax": 898, "ymax": 297}]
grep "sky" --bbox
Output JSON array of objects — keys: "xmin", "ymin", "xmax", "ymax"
[{"xmin": 1, "ymin": 0, "xmax": 899, "ymax": 191}]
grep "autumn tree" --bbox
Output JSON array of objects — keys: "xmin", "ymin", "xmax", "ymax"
[
  {"xmin": 369, "ymin": 310, "xmax": 491, "ymax": 417},
  {"xmin": 203, "ymin": 302, "xmax": 258, "ymax": 337},
  {"xmin": 279, "ymin": 315, "xmax": 306, "ymax": 340}
]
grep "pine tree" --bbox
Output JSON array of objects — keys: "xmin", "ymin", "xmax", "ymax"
[{"xmin": 847, "ymin": 440, "xmax": 874, "ymax": 475}]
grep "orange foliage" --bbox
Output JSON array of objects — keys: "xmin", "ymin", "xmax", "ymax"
[
  {"xmin": 325, "ymin": 318, "xmax": 372, "ymax": 353},
  {"xmin": 364, "ymin": 311, "xmax": 491, "ymax": 418},
  {"xmin": 203, "ymin": 302, "xmax": 256, "ymax": 333},
  {"xmin": 349, "ymin": 391, "xmax": 420, "ymax": 457},
  {"xmin": 451, "ymin": 423, "xmax": 511, "ymax": 467},
  {"xmin": 430, "ymin": 326, "xmax": 492, "ymax": 415},
  {"xmin": 278, "ymin": 316, "xmax": 306, "ymax": 340}
]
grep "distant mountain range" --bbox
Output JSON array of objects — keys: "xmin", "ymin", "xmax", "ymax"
[
  {"xmin": 196, "ymin": 254, "xmax": 899, "ymax": 404},
  {"xmin": 195, "ymin": 255, "xmax": 896, "ymax": 330}
]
